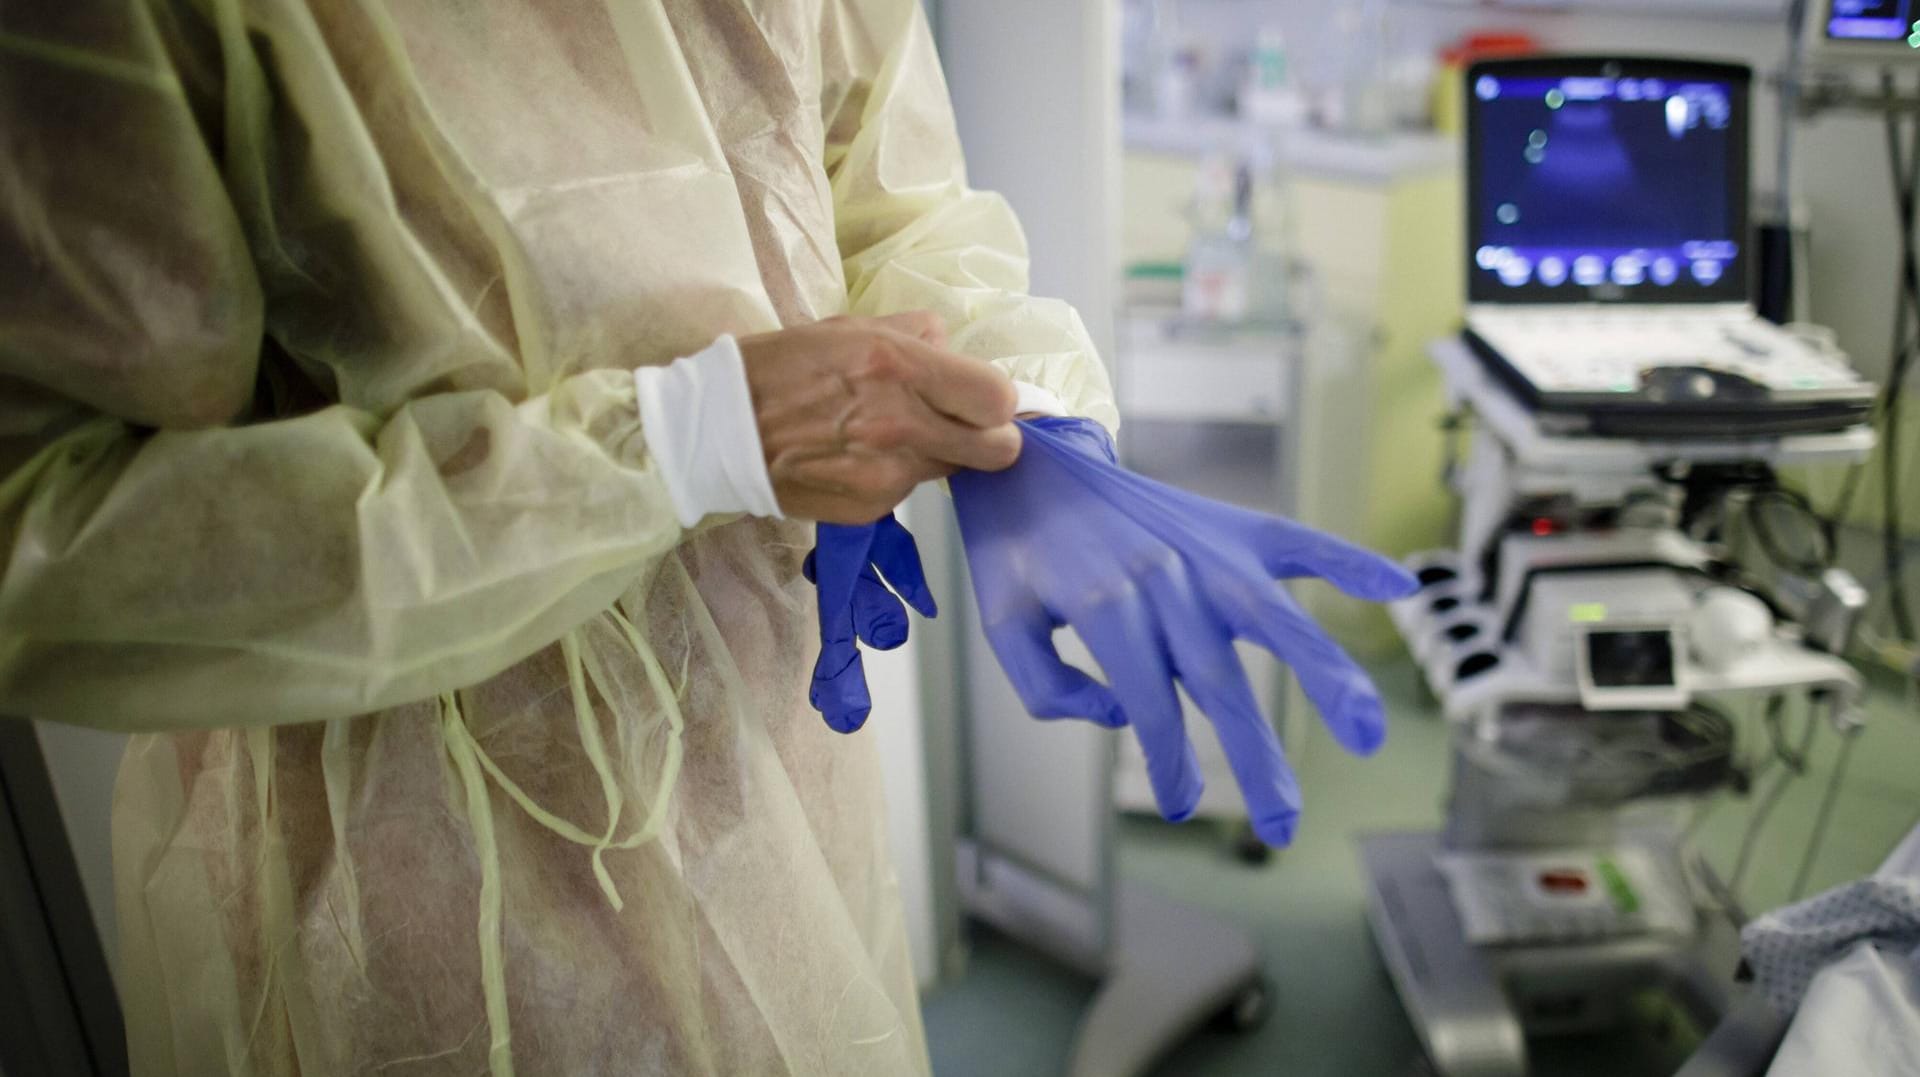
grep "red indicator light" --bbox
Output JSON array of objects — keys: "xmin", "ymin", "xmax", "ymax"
[{"xmin": 1538, "ymin": 870, "xmax": 1589, "ymax": 895}]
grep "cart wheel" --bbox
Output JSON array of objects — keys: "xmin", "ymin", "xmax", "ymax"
[
  {"xmin": 1234, "ymin": 830, "xmax": 1273, "ymax": 866},
  {"xmin": 1212, "ymin": 976, "xmax": 1273, "ymax": 1034}
]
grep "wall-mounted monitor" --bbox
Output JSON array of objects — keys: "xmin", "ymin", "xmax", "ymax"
[{"xmin": 1804, "ymin": 0, "xmax": 1920, "ymax": 66}]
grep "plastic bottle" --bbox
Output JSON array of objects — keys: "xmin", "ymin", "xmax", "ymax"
[
  {"xmin": 1182, "ymin": 155, "xmax": 1251, "ymax": 323},
  {"xmin": 1240, "ymin": 27, "xmax": 1308, "ymax": 127}
]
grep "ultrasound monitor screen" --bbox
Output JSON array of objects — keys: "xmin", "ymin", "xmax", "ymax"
[
  {"xmin": 1827, "ymin": 0, "xmax": 1916, "ymax": 41},
  {"xmin": 1468, "ymin": 65, "xmax": 1748, "ymax": 303}
]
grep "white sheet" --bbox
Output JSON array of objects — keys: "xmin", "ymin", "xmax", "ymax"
[{"xmin": 1746, "ymin": 823, "xmax": 1920, "ymax": 1076}]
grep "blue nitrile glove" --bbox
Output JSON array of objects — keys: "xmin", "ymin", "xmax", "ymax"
[
  {"xmin": 949, "ymin": 417, "xmax": 1419, "ymax": 846},
  {"xmin": 805, "ymin": 514, "xmax": 938, "ymax": 733}
]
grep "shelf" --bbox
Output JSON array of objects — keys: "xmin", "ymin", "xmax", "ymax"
[
  {"xmin": 1123, "ymin": 114, "xmax": 1460, "ymax": 182},
  {"xmin": 1390, "ymin": 0, "xmax": 1785, "ymax": 18},
  {"xmin": 1118, "ymin": 312, "xmax": 1296, "ymax": 424}
]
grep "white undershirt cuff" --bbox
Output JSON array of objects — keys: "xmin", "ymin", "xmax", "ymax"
[
  {"xmin": 1012, "ymin": 381, "xmax": 1068, "ymax": 417},
  {"xmin": 635, "ymin": 335, "xmax": 783, "ymax": 528}
]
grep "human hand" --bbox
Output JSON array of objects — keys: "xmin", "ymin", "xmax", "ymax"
[
  {"xmin": 950, "ymin": 418, "xmax": 1419, "ymax": 846},
  {"xmin": 804, "ymin": 514, "xmax": 937, "ymax": 732},
  {"xmin": 743, "ymin": 313, "xmax": 1021, "ymax": 524}
]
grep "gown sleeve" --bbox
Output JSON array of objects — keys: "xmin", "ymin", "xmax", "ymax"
[
  {"xmin": 820, "ymin": 0, "xmax": 1120, "ymax": 432},
  {"xmin": 0, "ymin": 2, "xmax": 684, "ymax": 730}
]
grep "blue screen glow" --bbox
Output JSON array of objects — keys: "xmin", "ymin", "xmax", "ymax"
[{"xmin": 1827, "ymin": 0, "xmax": 1915, "ymax": 42}]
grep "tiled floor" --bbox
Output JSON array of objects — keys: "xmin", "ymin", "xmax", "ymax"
[{"xmin": 923, "ymin": 660, "xmax": 1920, "ymax": 1076}]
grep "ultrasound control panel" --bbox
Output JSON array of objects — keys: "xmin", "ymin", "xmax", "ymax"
[
  {"xmin": 1465, "ymin": 308, "xmax": 1870, "ymax": 389},
  {"xmin": 1462, "ymin": 311, "xmax": 1875, "ymax": 435}
]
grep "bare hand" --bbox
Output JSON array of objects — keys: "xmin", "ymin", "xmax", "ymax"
[{"xmin": 743, "ymin": 312, "xmax": 1021, "ymax": 523}]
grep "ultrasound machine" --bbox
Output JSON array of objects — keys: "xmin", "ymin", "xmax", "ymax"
[
  {"xmin": 1360, "ymin": 56, "xmax": 1879, "ymax": 1077},
  {"xmin": 1461, "ymin": 61, "xmax": 1872, "ymax": 438}
]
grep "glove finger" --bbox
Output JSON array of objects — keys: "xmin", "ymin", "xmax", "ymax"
[
  {"xmin": 980, "ymin": 601, "xmax": 1125, "ymax": 728},
  {"xmin": 1077, "ymin": 598, "xmax": 1205, "ymax": 823},
  {"xmin": 1058, "ymin": 445, "xmax": 1415, "ymax": 604},
  {"xmin": 803, "ymin": 549, "xmax": 819, "ymax": 585},
  {"xmin": 810, "ymin": 546, "xmax": 872, "ymax": 734},
  {"xmin": 813, "ymin": 522, "xmax": 878, "ymax": 614},
  {"xmin": 1141, "ymin": 568, "xmax": 1302, "ymax": 847},
  {"xmin": 1208, "ymin": 575, "xmax": 1389, "ymax": 757},
  {"xmin": 1241, "ymin": 515, "xmax": 1419, "ymax": 602},
  {"xmin": 853, "ymin": 564, "xmax": 910, "ymax": 650},
  {"xmin": 1022, "ymin": 416, "xmax": 1119, "ymax": 465},
  {"xmin": 809, "ymin": 636, "xmax": 873, "ymax": 734},
  {"xmin": 869, "ymin": 513, "xmax": 938, "ymax": 618}
]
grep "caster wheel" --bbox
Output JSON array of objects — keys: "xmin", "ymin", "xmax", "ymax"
[
  {"xmin": 1234, "ymin": 831, "xmax": 1273, "ymax": 866},
  {"xmin": 1651, "ymin": 1009, "xmax": 1677, "ymax": 1043},
  {"xmin": 1212, "ymin": 976, "xmax": 1273, "ymax": 1034}
]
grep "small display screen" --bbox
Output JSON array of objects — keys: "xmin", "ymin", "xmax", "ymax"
[
  {"xmin": 1469, "ymin": 68, "xmax": 1746, "ymax": 303},
  {"xmin": 1827, "ymin": 0, "xmax": 1917, "ymax": 42},
  {"xmin": 1586, "ymin": 630, "xmax": 1679, "ymax": 689}
]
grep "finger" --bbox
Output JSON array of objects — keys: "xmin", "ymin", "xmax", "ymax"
[
  {"xmin": 852, "ymin": 565, "xmax": 909, "ymax": 650},
  {"xmin": 781, "ymin": 449, "xmax": 955, "ymax": 518},
  {"xmin": 1211, "ymin": 576, "xmax": 1389, "ymax": 757},
  {"xmin": 812, "ymin": 523, "xmax": 877, "ymax": 614},
  {"xmin": 1147, "ymin": 574, "xmax": 1303, "ymax": 846},
  {"xmin": 806, "ymin": 522, "xmax": 875, "ymax": 729},
  {"xmin": 871, "ymin": 310, "xmax": 949, "ymax": 349},
  {"xmin": 1078, "ymin": 598, "xmax": 1205, "ymax": 823},
  {"xmin": 809, "ymin": 523, "xmax": 879, "ymax": 731},
  {"xmin": 883, "ymin": 332, "xmax": 1020, "ymax": 429},
  {"xmin": 1096, "ymin": 467, "xmax": 1417, "ymax": 603},
  {"xmin": 1238, "ymin": 514, "xmax": 1419, "ymax": 602},
  {"xmin": 980, "ymin": 602, "xmax": 1124, "ymax": 727},
  {"xmin": 810, "ymin": 637, "xmax": 873, "ymax": 734},
  {"xmin": 869, "ymin": 513, "xmax": 938, "ymax": 618},
  {"xmin": 865, "ymin": 393, "xmax": 1021, "ymax": 472},
  {"xmin": 789, "ymin": 495, "xmax": 939, "ymax": 528}
]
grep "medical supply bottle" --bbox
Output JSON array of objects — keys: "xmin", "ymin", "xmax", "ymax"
[{"xmin": 1182, "ymin": 156, "xmax": 1253, "ymax": 323}]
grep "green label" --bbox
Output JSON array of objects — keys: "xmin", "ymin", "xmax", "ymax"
[{"xmin": 1597, "ymin": 859, "xmax": 1640, "ymax": 915}]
